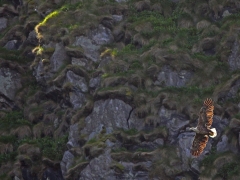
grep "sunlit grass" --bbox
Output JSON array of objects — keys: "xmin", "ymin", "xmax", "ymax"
[
  {"xmin": 100, "ymin": 48, "xmax": 118, "ymax": 58},
  {"xmin": 38, "ymin": 10, "xmax": 60, "ymax": 27},
  {"xmin": 35, "ymin": 10, "xmax": 60, "ymax": 39},
  {"xmin": 32, "ymin": 45, "xmax": 44, "ymax": 55}
]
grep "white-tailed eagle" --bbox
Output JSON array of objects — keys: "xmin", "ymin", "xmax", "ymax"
[{"xmin": 189, "ymin": 98, "xmax": 217, "ymax": 156}]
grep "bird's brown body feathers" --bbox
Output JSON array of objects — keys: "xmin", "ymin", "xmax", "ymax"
[{"xmin": 190, "ymin": 98, "xmax": 216, "ymax": 157}]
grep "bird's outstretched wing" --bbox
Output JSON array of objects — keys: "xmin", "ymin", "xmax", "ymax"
[
  {"xmin": 203, "ymin": 98, "xmax": 214, "ymax": 128},
  {"xmin": 197, "ymin": 98, "xmax": 214, "ymax": 127},
  {"xmin": 191, "ymin": 134, "xmax": 209, "ymax": 156}
]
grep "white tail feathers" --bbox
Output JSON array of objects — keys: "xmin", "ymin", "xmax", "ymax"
[{"xmin": 209, "ymin": 128, "xmax": 217, "ymax": 138}]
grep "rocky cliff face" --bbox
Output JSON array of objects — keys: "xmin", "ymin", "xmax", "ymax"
[{"xmin": 0, "ymin": 0, "xmax": 240, "ymax": 179}]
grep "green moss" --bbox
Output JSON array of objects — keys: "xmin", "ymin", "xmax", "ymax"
[
  {"xmin": 129, "ymin": 60, "xmax": 143, "ymax": 70},
  {"xmin": 201, "ymin": 151, "xmax": 240, "ymax": 178},
  {"xmin": 216, "ymin": 161, "xmax": 240, "ymax": 179},
  {"xmin": 56, "ymin": 110, "xmax": 65, "ymax": 117},
  {"xmin": 126, "ymin": 8, "xmax": 199, "ymax": 48},
  {"xmin": 60, "ymin": 2, "xmax": 84, "ymax": 11},
  {"xmin": 115, "ymin": 162, "xmax": 125, "ymax": 171},
  {"xmin": 0, "ymin": 173, "xmax": 8, "ymax": 180},
  {"xmin": 0, "ymin": 111, "xmax": 32, "ymax": 131},
  {"xmin": 102, "ymin": 73, "xmax": 110, "ymax": 78},
  {"xmin": 87, "ymin": 138, "xmax": 98, "ymax": 144},
  {"xmin": 0, "ymin": 47, "xmax": 32, "ymax": 63},
  {"xmin": 117, "ymin": 44, "xmax": 138, "ymax": 57},
  {"xmin": 136, "ymin": 89, "xmax": 160, "ymax": 98},
  {"xmin": 220, "ymin": 13, "xmax": 240, "ymax": 30},
  {"xmin": 25, "ymin": 82, "xmax": 39, "ymax": 99},
  {"xmin": 122, "ymin": 128, "xmax": 138, "ymax": 135},
  {"xmin": 20, "ymin": 135, "xmax": 68, "ymax": 160},
  {"xmin": 161, "ymin": 85, "xmax": 215, "ymax": 98},
  {"xmin": 192, "ymin": 52, "xmax": 219, "ymax": 62},
  {"xmin": 111, "ymin": 147, "xmax": 127, "ymax": 153},
  {"xmin": 0, "ymin": 152, "xmax": 18, "ymax": 166},
  {"xmin": 0, "ymin": 135, "xmax": 17, "ymax": 144},
  {"xmin": 234, "ymin": 113, "xmax": 240, "ymax": 119},
  {"xmin": 136, "ymin": 148, "xmax": 152, "ymax": 152},
  {"xmin": 0, "ymin": 0, "xmax": 9, "ymax": 6}
]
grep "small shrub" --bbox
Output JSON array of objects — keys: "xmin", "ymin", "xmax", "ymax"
[
  {"xmin": 122, "ymin": 128, "xmax": 138, "ymax": 135},
  {"xmin": 235, "ymin": 113, "xmax": 240, "ymax": 119},
  {"xmin": 0, "ymin": 111, "xmax": 31, "ymax": 131},
  {"xmin": 20, "ymin": 135, "xmax": 68, "ymax": 160},
  {"xmin": 87, "ymin": 138, "xmax": 97, "ymax": 144},
  {"xmin": 217, "ymin": 162, "xmax": 240, "ymax": 179},
  {"xmin": 111, "ymin": 147, "xmax": 127, "ymax": 153},
  {"xmin": 0, "ymin": 152, "xmax": 18, "ymax": 166},
  {"xmin": 0, "ymin": 135, "xmax": 17, "ymax": 144}
]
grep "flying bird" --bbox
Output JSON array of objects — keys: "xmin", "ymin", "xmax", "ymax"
[{"xmin": 189, "ymin": 98, "xmax": 217, "ymax": 156}]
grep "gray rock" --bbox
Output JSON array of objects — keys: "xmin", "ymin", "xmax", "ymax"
[
  {"xmin": 226, "ymin": 79, "xmax": 240, "ymax": 99},
  {"xmin": 89, "ymin": 77, "xmax": 101, "ymax": 89},
  {"xmin": 119, "ymin": 161, "xmax": 152, "ymax": 180},
  {"xmin": 158, "ymin": 106, "xmax": 176, "ymax": 121},
  {"xmin": 67, "ymin": 123, "xmax": 80, "ymax": 148},
  {"xmin": 131, "ymin": 141, "xmax": 159, "ymax": 151},
  {"xmin": 54, "ymin": 0, "xmax": 64, "ymax": 4},
  {"xmin": 71, "ymin": 57, "xmax": 92, "ymax": 70},
  {"xmin": 105, "ymin": 139, "xmax": 115, "ymax": 147},
  {"xmin": 217, "ymin": 135, "xmax": 230, "ymax": 152},
  {"xmin": 72, "ymin": 57, "xmax": 85, "ymax": 66},
  {"xmin": 26, "ymin": 30, "xmax": 38, "ymax": 46},
  {"xmin": 177, "ymin": 132, "xmax": 194, "ymax": 171},
  {"xmin": 98, "ymin": 56, "xmax": 112, "ymax": 68},
  {"xmin": 154, "ymin": 138, "xmax": 164, "ymax": 146},
  {"xmin": 228, "ymin": 40, "xmax": 240, "ymax": 70},
  {"xmin": 89, "ymin": 25, "xmax": 114, "ymax": 45},
  {"xmin": 215, "ymin": 76, "xmax": 240, "ymax": 102},
  {"xmin": 128, "ymin": 109, "xmax": 145, "ymax": 131},
  {"xmin": 212, "ymin": 116, "xmax": 229, "ymax": 138},
  {"xmin": 73, "ymin": 24, "xmax": 114, "ymax": 62},
  {"xmin": 0, "ymin": 17, "xmax": 7, "ymax": 31},
  {"xmin": 115, "ymin": 0, "xmax": 128, "ymax": 2},
  {"xmin": 50, "ymin": 43, "xmax": 69, "ymax": 72},
  {"xmin": 167, "ymin": 114, "xmax": 189, "ymax": 142},
  {"xmin": 14, "ymin": 176, "xmax": 21, "ymax": 180},
  {"xmin": 0, "ymin": 68, "xmax": 22, "ymax": 100},
  {"xmin": 54, "ymin": 118, "xmax": 59, "ymax": 129},
  {"xmin": 65, "ymin": 70, "xmax": 88, "ymax": 93},
  {"xmin": 0, "ymin": 95, "xmax": 15, "ymax": 109},
  {"xmin": 61, "ymin": 150, "xmax": 75, "ymax": 176},
  {"xmin": 158, "ymin": 106, "xmax": 189, "ymax": 142},
  {"xmin": 34, "ymin": 60, "xmax": 45, "ymax": 83},
  {"xmin": 44, "ymin": 41, "xmax": 56, "ymax": 49},
  {"xmin": 222, "ymin": 10, "xmax": 231, "ymax": 17},
  {"xmin": 69, "ymin": 90, "xmax": 86, "ymax": 109},
  {"xmin": 81, "ymin": 99, "xmax": 131, "ymax": 140},
  {"xmin": 191, "ymin": 158, "xmax": 200, "ymax": 172},
  {"xmin": 112, "ymin": 15, "xmax": 123, "ymax": 22},
  {"xmin": 79, "ymin": 149, "xmax": 115, "ymax": 180},
  {"xmin": 73, "ymin": 36, "xmax": 100, "ymax": 62},
  {"xmin": 154, "ymin": 65, "xmax": 193, "ymax": 87},
  {"xmin": 174, "ymin": 176, "xmax": 185, "ymax": 180},
  {"xmin": 4, "ymin": 40, "xmax": 18, "ymax": 50}
]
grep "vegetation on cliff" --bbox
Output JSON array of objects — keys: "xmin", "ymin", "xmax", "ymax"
[{"xmin": 0, "ymin": 0, "xmax": 240, "ymax": 179}]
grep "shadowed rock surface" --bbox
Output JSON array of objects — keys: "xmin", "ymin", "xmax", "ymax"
[{"xmin": 0, "ymin": 0, "xmax": 240, "ymax": 180}]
